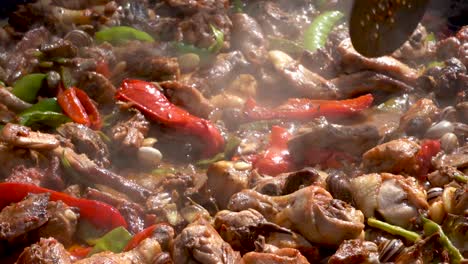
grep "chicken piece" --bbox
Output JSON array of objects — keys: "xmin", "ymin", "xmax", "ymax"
[
  {"xmin": 362, "ymin": 138, "xmax": 421, "ymax": 175},
  {"xmin": 243, "ymin": 247, "xmax": 310, "ymax": 264},
  {"xmin": 349, "ymin": 173, "xmax": 428, "ymax": 227},
  {"xmin": 0, "ymin": 88, "xmax": 32, "ymax": 113},
  {"xmin": 231, "ymin": 13, "xmax": 268, "ymax": 64},
  {"xmin": 1, "ymin": 123, "xmax": 59, "ymax": 150},
  {"xmin": 75, "ymin": 237, "xmax": 163, "ymax": 264},
  {"xmin": 268, "ymin": 50, "xmax": 337, "ymax": 99},
  {"xmin": 57, "ymin": 123, "xmax": 110, "ymax": 168},
  {"xmin": 159, "ymin": 80, "xmax": 214, "ymax": 118},
  {"xmin": 78, "ymin": 71, "xmax": 116, "ymax": 105},
  {"xmin": 214, "ymin": 209, "xmax": 318, "ymax": 259},
  {"xmin": 15, "ymin": 237, "xmax": 72, "ymax": 264},
  {"xmin": 338, "ymin": 38, "xmax": 419, "ymax": 84},
  {"xmin": 330, "ymin": 71, "xmax": 414, "ymax": 99},
  {"xmin": 209, "ymin": 74, "xmax": 257, "ymax": 109},
  {"xmin": 0, "ymin": 193, "xmax": 49, "ymax": 242},
  {"xmin": 110, "ymin": 109, "xmax": 150, "ymax": 153},
  {"xmin": 398, "ymin": 98, "xmax": 440, "ymax": 137},
  {"xmin": 173, "ymin": 217, "xmax": 242, "ymax": 264},
  {"xmin": 193, "ymin": 51, "xmax": 249, "ymax": 96},
  {"xmin": 328, "ymin": 239, "xmax": 380, "ymax": 264},
  {"xmin": 207, "ymin": 161, "xmax": 250, "ymax": 209},
  {"xmin": 252, "ymin": 167, "xmax": 325, "ymax": 196},
  {"xmin": 56, "ymin": 146, "xmax": 152, "ymax": 202},
  {"xmin": 227, "ymin": 185, "xmax": 365, "ymax": 246},
  {"xmin": 35, "ymin": 201, "xmax": 78, "ymax": 246},
  {"xmin": 392, "ymin": 24, "xmax": 430, "ymax": 63},
  {"xmin": 289, "ymin": 117, "xmax": 381, "ymax": 160}
]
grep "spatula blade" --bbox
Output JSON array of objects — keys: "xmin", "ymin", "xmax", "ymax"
[{"xmin": 350, "ymin": 0, "xmax": 430, "ymax": 57}]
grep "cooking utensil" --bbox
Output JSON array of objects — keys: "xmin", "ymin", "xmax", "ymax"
[{"xmin": 349, "ymin": 0, "xmax": 430, "ymax": 57}]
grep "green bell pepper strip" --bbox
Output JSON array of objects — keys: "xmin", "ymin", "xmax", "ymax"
[
  {"xmin": 19, "ymin": 111, "xmax": 71, "ymax": 129},
  {"xmin": 208, "ymin": 24, "xmax": 224, "ymax": 53},
  {"xmin": 87, "ymin": 226, "xmax": 132, "ymax": 256},
  {"xmin": 367, "ymin": 218, "xmax": 421, "ymax": 242},
  {"xmin": 422, "ymin": 217, "xmax": 463, "ymax": 264},
  {"xmin": 95, "ymin": 26, "xmax": 154, "ymax": 45},
  {"xmin": 20, "ymin": 98, "xmax": 62, "ymax": 115},
  {"xmin": 303, "ymin": 11, "xmax": 344, "ymax": 52},
  {"xmin": 12, "ymin": 73, "xmax": 47, "ymax": 103}
]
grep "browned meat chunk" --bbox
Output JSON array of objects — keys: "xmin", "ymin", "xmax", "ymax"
[
  {"xmin": 227, "ymin": 185, "xmax": 365, "ymax": 246},
  {"xmin": 399, "ymin": 98, "xmax": 440, "ymax": 136},
  {"xmin": 268, "ymin": 50, "xmax": 337, "ymax": 99},
  {"xmin": 349, "ymin": 173, "xmax": 428, "ymax": 228},
  {"xmin": 243, "ymin": 247, "xmax": 310, "ymax": 264},
  {"xmin": 159, "ymin": 80, "xmax": 214, "ymax": 118},
  {"xmin": 78, "ymin": 71, "xmax": 116, "ymax": 105},
  {"xmin": 288, "ymin": 117, "xmax": 381, "ymax": 161},
  {"xmin": 328, "ymin": 239, "xmax": 379, "ymax": 264},
  {"xmin": 16, "ymin": 237, "xmax": 72, "ymax": 264},
  {"xmin": 5, "ymin": 165, "xmax": 44, "ymax": 186},
  {"xmin": 57, "ymin": 123, "xmax": 110, "ymax": 168},
  {"xmin": 338, "ymin": 38, "xmax": 419, "ymax": 84},
  {"xmin": 110, "ymin": 109, "xmax": 150, "ymax": 152},
  {"xmin": 35, "ymin": 201, "xmax": 78, "ymax": 246},
  {"xmin": 362, "ymin": 138, "xmax": 421, "ymax": 175},
  {"xmin": 173, "ymin": 218, "xmax": 242, "ymax": 264},
  {"xmin": 207, "ymin": 161, "xmax": 249, "ymax": 209},
  {"xmin": 231, "ymin": 13, "xmax": 267, "ymax": 64},
  {"xmin": 0, "ymin": 193, "xmax": 49, "ymax": 242}
]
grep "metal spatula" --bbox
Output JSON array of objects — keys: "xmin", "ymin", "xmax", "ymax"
[{"xmin": 350, "ymin": 0, "xmax": 430, "ymax": 57}]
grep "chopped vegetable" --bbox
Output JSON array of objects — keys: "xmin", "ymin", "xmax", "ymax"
[
  {"xmin": 115, "ymin": 79, "xmax": 224, "ymax": 158},
  {"xmin": 422, "ymin": 216, "xmax": 463, "ymax": 264},
  {"xmin": 208, "ymin": 24, "xmax": 224, "ymax": 53},
  {"xmin": 268, "ymin": 36, "xmax": 304, "ymax": 55},
  {"xmin": 95, "ymin": 26, "xmax": 154, "ymax": 45},
  {"xmin": 68, "ymin": 245, "xmax": 92, "ymax": 261},
  {"xmin": 244, "ymin": 94, "xmax": 374, "ymax": 121},
  {"xmin": 87, "ymin": 227, "xmax": 132, "ymax": 256},
  {"xmin": 123, "ymin": 224, "xmax": 158, "ymax": 251},
  {"xmin": 253, "ymin": 126, "xmax": 293, "ymax": 176},
  {"xmin": 19, "ymin": 111, "xmax": 71, "ymax": 129},
  {"xmin": 233, "ymin": 0, "xmax": 243, "ymax": 13},
  {"xmin": 20, "ymin": 98, "xmax": 62, "ymax": 114},
  {"xmin": 196, "ymin": 135, "xmax": 241, "ymax": 167},
  {"xmin": 0, "ymin": 182, "xmax": 127, "ymax": 231},
  {"xmin": 12, "ymin": 73, "xmax": 47, "ymax": 103},
  {"xmin": 367, "ymin": 218, "xmax": 421, "ymax": 242},
  {"xmin": 304, "ymin": 11, "xmax": 344, "ymax": 52},
  {"xmin": 58, "ymin": 86, "xmax": 102, "ymax": 130},
  {"xmin": 416, "ymin": 139, "xmax": 441, "ymax": 178}
]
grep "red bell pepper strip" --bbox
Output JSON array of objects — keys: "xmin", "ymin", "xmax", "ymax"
[
  {"xmin": 115, "ymin": 79, "xmax": 224, "ymax": 157},
  {"xmin": 416, "ymin": 139, "xmax": 441, "ymax": 179},
  {"xmin": 253, "ymin": 126, "xmax": 294, "ymax": 176},
  {"xmin": 0, "ymin": 183, "xmax": 127, "ymax": 231},
  {"xmin": 68, "ymin": 245, "xmax": 92, "ymax": 261},
  {"xmin": 123, "ymin": 224, "xmax": 158, "ymax": 251},
  {"xmin": 57, "ymin": 87, "xmax": 102, "ymax": 130},
  {"xmin": 244, "ymin": 94, "xmax": 374, "ymax": 121}
]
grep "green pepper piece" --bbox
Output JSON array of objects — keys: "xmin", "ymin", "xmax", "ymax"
[
  {"xmin": 268, "ymin": 36, "xmax": 305, "ymax": 55},
  {"xmin": 12, "ymin": 73, "xmax": 47, "ymax": 103},
  {"xmin": 208, "ymin": 24, "xmax": 224, "ymax": 53},
  {"xmin": 20, "ymin": 98, "xmax": 62, "ymax": 115},
  {"xmin": 233, "ymin": 0, "xmax": 243, "ymax": 13},
  {"xmin": 87, "ymin": 226, "xmax": 132, "ymax": 256},
  {"xmin": 19, "ymin": 111, "xmax": 71, "ymax": 129},
  {"xmin": 196, "ymin": 152, "xmax": 225, "ymax": 167},
  {"xmin": 0, "ymin": 81, "xmax": 5, "ymax": 87},
  {"xmin": 95, "ymin": 26, "xmax": 154, "ymax": 45},
  {"xmin": 368, "ymin": 218, "xmax": 421, "ymax": 242},
  {"xmin": 422, "ymin": 217, "xmax": 463, "ymax": 264},
  {"xmin": 303, "ymin": 11, "xmax": 344, "ymax": 53}
]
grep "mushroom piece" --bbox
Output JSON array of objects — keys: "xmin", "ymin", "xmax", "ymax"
[
  {"xmin": 227, "ymin": 185, "xmax": 365, "ymax": 246},
  {"xmin": 349, "ymin": 173, "xmax": 428, "ymax": 228}
]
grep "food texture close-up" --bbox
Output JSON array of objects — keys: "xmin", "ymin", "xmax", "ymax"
[{"xmin": 0, "ymin": 0, "xmax": 466, "ymax": 263}]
